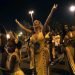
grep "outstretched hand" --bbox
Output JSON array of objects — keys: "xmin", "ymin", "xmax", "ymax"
[
  {"xmin": 15, "ymin": 19, "xmax": 18, "ymax": 23},
  {"xmin": 53, "ymin": 4, "xmax": 58, "ymax": 9}
]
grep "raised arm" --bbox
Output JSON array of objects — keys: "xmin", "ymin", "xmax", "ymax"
[
  {"xmin": 44, "ymin": 4, "xmax": 58, "ymax": 27},
  {"xmin": 15, "ymin": 19, "xmax": 32, "ymax": 33}
]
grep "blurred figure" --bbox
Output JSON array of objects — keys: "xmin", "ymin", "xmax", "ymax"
[
  {"xmin": 52, "ymin": 30, "xmax": 61, "ymax": 62},
  {"xmin": 64, "ymin": 25, "xmax": 75, "ymax": 74},
  {"xmin": 62, "ymin": 25, "xmax": 69, "ymax": 39},
  {"xmin": 6, "ymin": 31, "xmax": 25, "ymax": 75}
]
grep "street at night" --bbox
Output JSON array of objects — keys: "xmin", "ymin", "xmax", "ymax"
[{"xmin": 0, "ymin": 0, "xmax": 75, "ymax": 75}]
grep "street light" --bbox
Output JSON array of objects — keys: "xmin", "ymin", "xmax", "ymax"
[
  {"xmin": 29, "ymin": 10, "xmax": 34, "ymax": 23},
  {"xmin": 69, "ymin": 5, "xmax": 75, "ymax": 12},
  {"xmin": 69, "ymin": 5, "xmax": 75, "ymax": 25}
]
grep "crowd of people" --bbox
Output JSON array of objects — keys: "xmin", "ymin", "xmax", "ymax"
[{"xmin": 0, "ymin": 4, "xmax": 75, "ymax": 75}]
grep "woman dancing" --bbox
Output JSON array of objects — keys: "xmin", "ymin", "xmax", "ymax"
[{"xmin": 15, "ymin": 4, "xmax": 57, "ymax": 75}]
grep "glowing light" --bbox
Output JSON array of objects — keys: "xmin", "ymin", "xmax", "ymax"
[
  {"xmin": 70, "ymin": 5, "xmax": 75, "ymax": 12},
  {"xmin": 29, "ymin": 10, "xmax": 34, "ymax": 15},
  {"xmin": 29, "ymin": 10, "xmax": 34, "ymax": 23},
  {"xmin": 18, "ymin": 32, "xmax": 23, "ymax": 37},
  {"xmin": 6, "ymin": 34, "xmax": 10, "ymax": 39}
]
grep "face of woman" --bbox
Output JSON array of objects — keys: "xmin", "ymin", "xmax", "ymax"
[{"xmin": 33, "ymin": 20, "xmax": 42, "ymax": 32}]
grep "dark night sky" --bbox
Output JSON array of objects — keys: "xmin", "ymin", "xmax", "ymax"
[{"xmin": 0, "ymin": 0, "xmax": 75, "ymax": 30}]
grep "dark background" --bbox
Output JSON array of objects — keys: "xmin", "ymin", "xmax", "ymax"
[{"xmin": 0, "ymin": 0, "xmax": 75, "ymax": 31}]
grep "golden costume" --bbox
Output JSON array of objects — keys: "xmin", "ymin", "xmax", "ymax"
[{"xmin": 30, "ymin": 31, "xmax": 50, "ymax": 75}]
